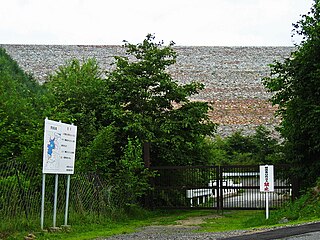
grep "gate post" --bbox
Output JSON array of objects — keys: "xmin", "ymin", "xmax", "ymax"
[
  {"xmin": 216, "ymin": 166, "xmax": 224, "ymax": 211},
  {"xmin": 143, "ymin": 142, "xmax": 151, "ymax": 168},
  {"xmin": 219, "ymin": 166, "xmax": 224, "ymax": 211},
  {"xmin": 216, "ymin": 166, "xmax": 220, "ymax": 210},
  {"xmin": 291, "ymin": 176, "xmax": 300, "ymax": 200}
]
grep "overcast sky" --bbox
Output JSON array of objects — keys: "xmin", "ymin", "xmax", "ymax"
[{"xmin": 0, "ymin": 0, "xmax": 314, "ymax": 46}]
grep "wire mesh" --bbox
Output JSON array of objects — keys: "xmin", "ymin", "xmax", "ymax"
[{"xmin": 0, "ymin": 161, "xmax": 113, "ymax": 223}]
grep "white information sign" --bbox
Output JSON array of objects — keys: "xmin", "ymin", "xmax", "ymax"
[
  {"xmin": 42, "ymin": 118, "xmax": 77, "ymax": 174},
  {"xmin": 260, "ymin": 165, "xmax": 274, "ymax": 192}
]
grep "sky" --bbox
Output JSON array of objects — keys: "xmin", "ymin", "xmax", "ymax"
[{"xmin": 0, "ymin": 0, "xmax": 314, "ymax": 46}]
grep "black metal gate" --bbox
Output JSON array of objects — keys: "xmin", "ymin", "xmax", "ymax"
[{"xmin": 148, "ymin": 165, "xmax": 296, "ymax": 210}]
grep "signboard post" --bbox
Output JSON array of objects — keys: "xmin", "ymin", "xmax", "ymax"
[
  {"xmin": 260, "ymin": 165, "xmax": 274, "ymax": 219},
  {"xmin": 41, "ymin": 118, "xmax": 77, "ymax": 229}
]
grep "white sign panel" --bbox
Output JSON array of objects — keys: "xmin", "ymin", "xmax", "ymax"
[
  {"xmin": 260, "ymin": 165, "xmax": 274, "ymax": 192},
  {"xmin": 43, "ymin": 119, "xmax": 77, "ymax": 174}
]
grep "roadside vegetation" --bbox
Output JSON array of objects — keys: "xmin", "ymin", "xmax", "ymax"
[
  {"xmin": 4, "ymin": 189, "xmax": 320, "ymax": 240},
  {"xmin": 1, "ymin": 0, "xmax": 320, "ymax": 239}
]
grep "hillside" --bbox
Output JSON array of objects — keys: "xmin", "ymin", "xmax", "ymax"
[{"xmin": 1, "ymin": 45, "xmax": 294, "ymax": 136}]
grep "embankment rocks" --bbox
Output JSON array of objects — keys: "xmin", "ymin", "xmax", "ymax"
[{"xmin": 1, "ymin": 44, "xmax": 293, "ymax": 136}]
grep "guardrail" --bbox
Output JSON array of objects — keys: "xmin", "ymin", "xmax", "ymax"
[{"xmin": 186, "ymin": 179, "xmax": 243, "ymax": 207}]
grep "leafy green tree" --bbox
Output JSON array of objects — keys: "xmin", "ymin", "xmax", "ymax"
[
  {"xmin": 46, "ymin": 58, "xmax": 153, "ymax": 207},
  {"xmin": 86, "ymin": 125, "xmax": 118, "ymax": 175},
  {"xmin": 106, "ymin": 34, "xmax": 216, "ymax": 166},
  {"xmin": 111, "ymin": 138, "xmax": 154, "ymax": 209},
  {"xmin": 210, "ymin": 126, "xmax": 282, "ymax": 165},
  {"xmin": 263, "ymin": 0, "xmax": 320, "ymax": 189},
  {"xmin": 46, "ymin": 35, "xmax": 216, "ymax": 168},
  {"xmin": 0, "ymin": 48, "xmax": 44, "ymax": 166},
  {"xmin": 250, "ymin": 126, "xmax": 283, "ymax": 164},
  {"xmin": 45, "ymin": 58, "xmax": 117, "ymax": 170},
  {"xmin": 46, "ymin": 58, "xmax": 108, "ymax": 142}
]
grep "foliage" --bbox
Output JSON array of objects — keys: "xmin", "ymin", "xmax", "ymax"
[
  {"xmin": 105, "ymin": 34, "xmax": 216, "ymax": 166},
  {"xmin": 0, "ymin": 48, "xmax": 44, "ymax": 166},
  {"xmin": 46, "ymin": 35, "xmax": 216, "ymax": 168},
  {"xmin": 111, "ymin": 138, "xmax": 154, "ymax": 209},
  {"xmin": 263, "ymin": 0, "xmax": 320, "ymax": 189},
  {"xmin": 243, "ymin": 179, "xmax": 320, "ymax": 228},
  {"xmin": 46, "ymin": 58, "xmax": 153, "ymax": 209},
  {"xmin": 210, "ymin": 126, "xmax": 282, "ymax": 165},
  {"xmin": 45, "ymin": 58, "xmax": 109, "ymax": 148},
  {"xmin": 85, "ymin": 126, "xmax": 118, "ymax": 175}
]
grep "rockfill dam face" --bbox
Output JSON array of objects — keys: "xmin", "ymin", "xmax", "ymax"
[{"xmin": 1, "ymin": 44, "xmax": 294, "ymax": 137}]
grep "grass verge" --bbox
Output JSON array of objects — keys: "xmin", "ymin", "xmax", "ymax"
[
  {"xmin": 4, "ymin": 208, "xmax": 319, "ymax": 240},
  {"xmin": 1, "ymin": 209, "xmax": 218, "ymax": 240},
  {"xmin": 4, "ymin": 188, "xmax": 320, "ymax": 240}
]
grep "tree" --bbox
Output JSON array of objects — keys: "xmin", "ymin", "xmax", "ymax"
[
  {"xmin": 209, "ymin": 126, "xmax": 281, "ymax": 165},
  {"xmin": 250, "ymin": 126, "xmax": 283, "ymax": 164},
  {"xmin": 106, "ymin": 34, "xmax": 216, "ymax": 165},
  {"xmin": 263, "ymin": 0, "xmax": 320, "ymax": 189},
  {"xmin": 45, "ymin": 58, "xmax": 119, "ymax": 171},
  {"xmin": 0, "ymin": 48, "xmax": 44, "ymax": 166},
  {"xmin": 46, "ymin": 58, "xmax": 154, "ymax": 208},
  {"xmin": 46, "ymin": 35, "xmax": 216, "ymax": 168},
  {"xmin": 46, "ymin": 58, "xmax": 108, "ymax": 142}
]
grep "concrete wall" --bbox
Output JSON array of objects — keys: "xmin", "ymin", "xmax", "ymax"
[{"xmin": 1, "ymin": 44, "xmax": 294, "ymax": 136}]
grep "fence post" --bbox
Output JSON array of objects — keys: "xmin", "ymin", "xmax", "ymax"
[
  {"xmin": 291, "ymin": 176, "xmax": 300, "ymax": 200},
  {"xmin": 143, "ymin": 142, "xmax": 151, "ymax": 168},
  {"xmin": 216, "ymin": 166, "xmax": 223, "ymax": 211},
  {"xmin": 219, "ymin": 166, "xmax": 224, "ymax": 211}
]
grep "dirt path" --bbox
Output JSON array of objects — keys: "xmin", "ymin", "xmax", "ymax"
[
  {"xmin": 98, "ymin": 215, "xmax": 255, "ymax": 240},
  {"xmin": 98, "ymin": 215, "xmax": 320, "ymax": 240}
]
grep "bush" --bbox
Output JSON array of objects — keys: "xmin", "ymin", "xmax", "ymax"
[
  {"xmin": 110, "ymin": 138, "xmax": 154, "ymax": 210},
  {"xmin": 210, "ymin": 126, "xmax": 282, "ymax": 165}
]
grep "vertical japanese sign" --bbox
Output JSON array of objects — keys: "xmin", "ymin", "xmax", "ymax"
[
  {"xmin": 43, "ymin": 118, "xmax": 77, "ymax": 174},
  {"xmin": 260, "ymin": 165, "xmax": 274, "ymax": 192}
]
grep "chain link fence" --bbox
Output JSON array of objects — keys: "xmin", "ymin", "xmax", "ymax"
[{"xmin": 0, "ymin": 160, "xmax": 114, "ymax": 226}]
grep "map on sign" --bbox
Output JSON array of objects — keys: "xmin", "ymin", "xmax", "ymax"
[
  {"xmin": 43, "ymin": 119, "xmax": 77, "ymax": 174},
  {"xmin": 44, "ymin": 131, "xmax": 61, "ymax": 171}
]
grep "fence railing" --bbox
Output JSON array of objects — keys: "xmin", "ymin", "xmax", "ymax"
[
  {"xmin": 148, "ymin": 165, "xmax": 296, "ymax": 210},
  {"xmin": 1, "ymin": 161, "xmax": 297, "ymax": 225}
]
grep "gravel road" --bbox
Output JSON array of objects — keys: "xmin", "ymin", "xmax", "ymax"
[
  {"xmin": 97, "ymin": 225, "xmax": 255, "ymax": 240},
  {"xmin": 96, "ymin": 221, "xmax": 320, "ymax": 240}
]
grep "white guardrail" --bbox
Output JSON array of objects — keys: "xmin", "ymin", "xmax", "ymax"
[{"xmin": 186, "ymin": 179, "xmax": 243, "ymax": 207}]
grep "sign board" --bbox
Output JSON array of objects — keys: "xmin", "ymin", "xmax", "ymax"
[
  {"xmin": 42, "ymin": 119, "xmax": 77, "ymax": 174},
  {"xmin": 260, "ymin": 165, "xmax": 274, "ymax": 192}
]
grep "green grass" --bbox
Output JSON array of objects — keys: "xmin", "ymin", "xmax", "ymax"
[
  {"xmin": 1, "ymin": 209, "xmax": 212, "ymax": 240},
  {"xmin": 197, "ymin": 210, "xmax": 263, "ymax": 232},
  {"xmin": 197, "ymin": 210, "xmax": 307, "ymax": 233},
  {"xmin": 4, "ymin": 196, "xmax": 320, "ymax": 240},
  {"xmin": 1, "ymin": 209, "xmax": 245, "ymax": 240}
]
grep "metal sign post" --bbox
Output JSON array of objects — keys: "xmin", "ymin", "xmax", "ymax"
[
  {"xmin": 64, "ymin": 175, "xmax": 71, "ymax": 226},
  {"xmin": 41, "ymin": 118, "xmax": 77, "ymax": 229},
  {"xmin": 53, "ymin": 174, "xmax": 59, "ymax": 227},
  {"xmin": 41, "ymin": 173, "xmax": 46, "ymax": 229},
  {"xmin": 266, "ymin": 191, "xmax": 269, "ymax": 219},
  {"xmin": 260, "ymin": 165, "xmax": 274, "ymax": 219}
]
